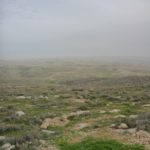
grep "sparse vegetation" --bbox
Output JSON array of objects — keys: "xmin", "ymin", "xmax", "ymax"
[{"xmin": 0, "ymin": 60, "xmax": 150, "ymax": 149}]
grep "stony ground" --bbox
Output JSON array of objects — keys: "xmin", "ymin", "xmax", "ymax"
[{"xmin": 0, "ymin": 59, "xmax": 150, "ymax": 150}]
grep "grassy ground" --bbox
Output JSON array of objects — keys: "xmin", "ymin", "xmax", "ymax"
[
  {"xmin": 59, "ymin": 139, "xmax": 144, "ymax": 150},
  {"xmin": 0, "ymin": 59, "xmax": 150, "ymax": 149}
]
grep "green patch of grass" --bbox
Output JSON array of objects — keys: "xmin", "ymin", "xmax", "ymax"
[{"xmin": 59, "ymin": 139, "xmax": 144, "ymax": 150}]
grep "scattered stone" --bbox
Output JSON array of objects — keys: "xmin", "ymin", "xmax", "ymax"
[
  {"xmin": 118, "ymin": 123, "xmax": 128, "ymax": 129},
  {"xmin": 1, "ymin": 143, "xmax": 15, "ymax": 150},
  {"xmin": 45, "ymin": 96, "xmax": 49, "ymax": 99},
  {"xmin": 116, "ymin": 96, "xmax": 121, "ymax": 99},
  {"xmin": 26, "ymin": 96, "xmax": 31, "ymax": 99},
  {"xmin": 16, "ymin": 96, "xmax": 26, "ymax": 99},
  {"xmin": 114, "ymin": 115, "xmax": 126, "ymax": 119},
  {"xmin": 143, "ymin": 104, "xmax": 150, "ymax": 107},
  {"xmin": 54, "ymin": 95, "xmax": 60, "ymax": 98},
  {"xmin": 0, "ymin": 136, "xmax": 6, "ymax": 140},
  {"xmin": 133, "ymin": 130, "xmax": 150, "ymax": 145},
  {"xmin": 127, "ymin": 128, "xmax": 137, "ymax": 134},
  {"xmin": 73, "ymin": 99, "xmax": 85, "ymax": 103},
  {"xmin": 67, "ymin": 110, "xmax": 91, "ymax": 119},
  {"xmin": 2, "ymin": 143, "xmax": 11, "ymax": 149},
  {"xmin": 15, "ymin": 111, "xmax": 25, "ymax": 117},
  {"xmin": 109, "ymin": 109, "xmax": 120, "ymax": 113},
  {"xmin": 115, "ymin": 129, "xmax": 126, "ymax": 134},
  {"xmin": 134, "ymin": 130, "xmax": 150, "ymax": 138},
  {"xmin": 129, "ymin": 115, "xmax": 138, "ymax": 119},
  {"xmin": 39, "ymin": 140, "xmax": 46, "ymax": 145},
  {"xmin": 42, "ymin": 145, "xmax": 57, "ymax": 150},
  {"xmin": 110, "ymin": 124, "xmax": 117, "ymax": 128},
  {"xmin": 41, "ymin": 116, "xmax": 69, "ymax": 129},
  {"xmin": 100, "ymin": 110, "xmax": 106, "ymax": 114},
  {"xmin": 74, "ymin": 123, "xmax": 89, "ymax": 130},
  {"xmin": 42, "ymin": 130, "xmax": 56, "ymax": 135}
]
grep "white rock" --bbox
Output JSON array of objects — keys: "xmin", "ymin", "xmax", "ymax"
[{"xmin": 15, "ymin": 111, "xmax": 25, "ymax": 117}]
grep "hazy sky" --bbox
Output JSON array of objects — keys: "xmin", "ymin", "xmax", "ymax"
[{"xmin": 0, "ymin": 0, "xmax": 150, "ymax": 59}]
